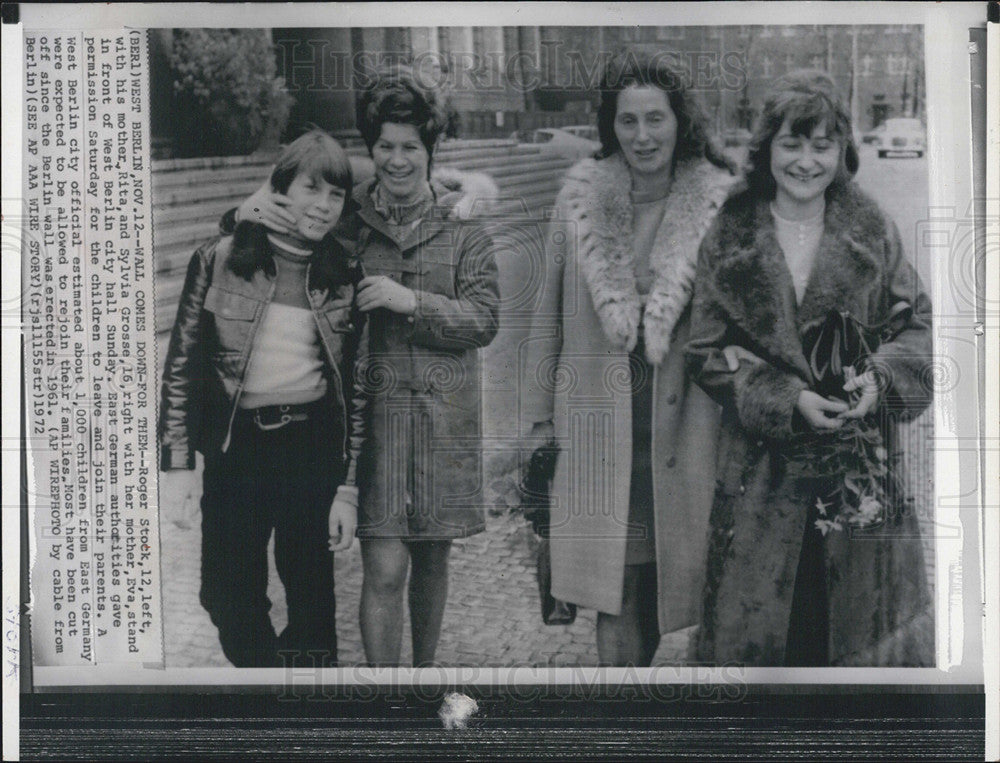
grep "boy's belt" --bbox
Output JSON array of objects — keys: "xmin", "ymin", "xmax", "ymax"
[{"xmin": 240, "ymin": 402, "xmax": 316, "ymax": 431}]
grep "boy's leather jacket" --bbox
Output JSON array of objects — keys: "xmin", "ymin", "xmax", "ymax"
[{"xmin": 158, "ymin": 234, "xmax": 368, "ymax": 487}]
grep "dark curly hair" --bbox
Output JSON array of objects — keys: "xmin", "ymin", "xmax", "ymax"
[
  {"xmin": 744, "ymin": 69, "xmax": 860, "ymax": 199},
  {"xmin": 357, "ymin": 65, "xmax": 446, "ymax": 176},
  {"xmin": 596, "ymin": 50, "xmax": 729, "ymax": 170},
  {"xmin": 228, "ymin": 128, "xmax": 357, "ymax": 293}
]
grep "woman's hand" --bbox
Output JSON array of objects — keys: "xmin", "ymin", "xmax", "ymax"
[
  {"xmin": 839, "ymin": 368, "xmax": 880, "ymax": 419},
  {"xmin": 357, "ymin": 276, "xmax": 417, "ymax": 315},
  {"xmin": 795, "ymin": 390, "xmax": 849, "ymax": 431},
  {"xmin": 237, "ymin": 180, "xmax": 297, "ymax": 235},
  {"xmin": 328, "ymin": 487, "xmax": 358, "ymax": 552},
  {"xmin": 158, "ymin": 468, "xmax": 201, "ymax": 529},
  {"xmin": 722, "ymin": 345, "xmax": 763, "ymax": 372}
]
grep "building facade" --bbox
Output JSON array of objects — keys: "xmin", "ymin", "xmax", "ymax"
[{"xmin": 150, "ymin": 24, "xmax": 924, "ymax": 153}]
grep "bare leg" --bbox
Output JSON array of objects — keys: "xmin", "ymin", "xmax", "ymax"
[
  {"xmin": 595, "ymin": 563, "xmax": 660, "ymax": 666},
  {"xmin": 359, "ymin": 538, "xmax": 410, "ymax": 666},
  {"xmin": 407, "ymin": 540, "xmax": 452, "ymax": 667}
]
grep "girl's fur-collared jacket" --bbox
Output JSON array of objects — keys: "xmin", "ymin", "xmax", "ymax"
[
  {"xmin": 685, "ymin": 179, "xmax": 934, "ymax": 666},
  {"xmin": 522, "ymin": 153, "xmax": 735, "ymax": 632}
]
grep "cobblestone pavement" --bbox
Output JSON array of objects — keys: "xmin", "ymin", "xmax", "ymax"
[{"xmin": 159, "ymin": 470, "xmax": 693, "ymax": 668}]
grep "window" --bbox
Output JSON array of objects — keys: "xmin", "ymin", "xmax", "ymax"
[
  {"xmin": 708, "ymin": 26, "xmax": 722, "ymax": 38},
  {"xmin": 781, "ymin": 26, "xmax": 798, "ymax": 37},
  {"xmin": 622, "ymin": 26, "xmax": 641, "ymax": 43},
  {"xmin": 861, "ymin": 54, "xmax": 873, "ymax": 76},
  {"xmin": 761, "ymin": 55, "xmax": 773, "ymax": 77}
]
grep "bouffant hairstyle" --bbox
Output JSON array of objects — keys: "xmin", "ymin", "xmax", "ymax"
[
  {"xmin": 596, "ymin": 50, "xmax": 729, "ymax": 170},
  {"xmin": 229, "ymin": 128, "xmax": 356, "ymax": 291},
  {"xmin": 745, "ymin": 69, "xmax": 860, "ymax": 198},
  {"xmin": 357, "ymin": 65, "xmax": 447, "ymax": 176}
]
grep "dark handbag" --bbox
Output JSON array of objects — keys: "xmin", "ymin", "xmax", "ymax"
[
  {"xmin": 536, "ymin": 538, "xmax": 577, "ymax": 626},
  {"xmin": 800, "ymin": 302, "xmax": 913, "ymax": 400},
  {"xmin": 518, "ymin": 438, "xmax": 577, "ymax": 626}
]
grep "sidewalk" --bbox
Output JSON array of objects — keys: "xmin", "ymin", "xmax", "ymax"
[{"xmin": 159, "ymin": 486, "xmax": 693, "ymax": 668}]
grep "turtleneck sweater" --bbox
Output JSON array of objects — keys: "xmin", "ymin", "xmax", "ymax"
[{"xmin": 239, "ymin": 236, "xmax": 327, "ymax": 409}]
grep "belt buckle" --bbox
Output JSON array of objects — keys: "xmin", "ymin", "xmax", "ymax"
[{"xmin": 253, "ymin": 405, "xmax": 293, "ymax": 431}]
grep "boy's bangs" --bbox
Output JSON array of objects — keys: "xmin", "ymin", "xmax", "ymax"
[
  {"xmin": 298, "ymin": 148, "xmax": 352, "ymax": 193},
  {"xmin": 270, "ymin": 130, "xmax": 354, "ymax": 195}
]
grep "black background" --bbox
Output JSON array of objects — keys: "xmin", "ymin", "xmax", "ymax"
[{"xmin": 20, "ymin": 687, "xmax": 985, "ymax": 759}]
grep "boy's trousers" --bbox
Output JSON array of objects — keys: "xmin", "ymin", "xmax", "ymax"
[{"xmin": 198, "ymin": 400, "xmax": 342, "ymax": 668}]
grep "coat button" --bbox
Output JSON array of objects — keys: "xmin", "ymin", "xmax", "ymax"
[
  {"xmin": 667, "ymin": 393, "xmax": 678, "ymax": 404},
  {"xmin": 756, "ymin": 439, "xmax": 764, "ymax": 448},
  {"xmin": 666, "ymin": 456, "xmax": 676, "ymax": 468},
  {"xmin": 739, "ymin": 484, "xmax": 746, "ymax": 495},
  {"xmin": 407, "ymin": 316, "xmax": 415, "ymax": 324},
  {"xmin": 347, "ymin": 322, "xmax": 355, "ymax": 331}
]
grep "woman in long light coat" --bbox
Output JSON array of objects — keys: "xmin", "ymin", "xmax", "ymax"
[{"xmin": 521, "ymin": 53, "xmax": 735, "ymax": 665}]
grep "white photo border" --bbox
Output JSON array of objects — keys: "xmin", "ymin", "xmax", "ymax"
[{"xmin": 4, "ymin": 1, "xmax": 991, "ymax": 709}]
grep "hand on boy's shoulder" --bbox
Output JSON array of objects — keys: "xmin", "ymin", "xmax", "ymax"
[{"xmin": 236, "ymin": 180, "xmax": 296, "ymax": 235}]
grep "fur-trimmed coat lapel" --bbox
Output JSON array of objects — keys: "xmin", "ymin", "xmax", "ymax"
[
  {"xmin": 557, "ymin": 153, "xmax": 734, "ymax": 364},
  {"xmin": 708, "ymin": 182, "xmax": 884, "ymax": 380}
]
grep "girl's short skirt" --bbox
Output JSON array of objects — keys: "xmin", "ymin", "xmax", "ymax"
[{"xmin": 356, "ymin": 387, "xmax": 486, "ymax": 540}]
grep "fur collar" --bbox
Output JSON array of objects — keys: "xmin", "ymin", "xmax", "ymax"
[
  {"xmin": 558, "ymin": 153, "xmax": 735, "ymax": 364},
  {"xmin": 430, "ymin": 166, "xmax": 499, "ymax": 220},
  {"xmin": 708, "ymin": 181, "xmax": 888, "ymax": 379}
]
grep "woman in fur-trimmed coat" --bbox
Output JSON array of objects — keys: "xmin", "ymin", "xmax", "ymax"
[
  {"xmin": 685, "ymin": 71, "xmax": 933, "ymax": 667},
  {"xmin": 521, "ymin": 53, "xmax": 735, "ymax": 665}
]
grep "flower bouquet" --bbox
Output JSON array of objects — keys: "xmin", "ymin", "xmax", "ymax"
[{"xmin": 792, "ymin": 304, "xmax": 912, "ymax": 535}]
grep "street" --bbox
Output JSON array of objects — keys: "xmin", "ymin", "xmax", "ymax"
[{"xmin": 853, "ymin": 143, "xmax": 931, "ymax": 285}]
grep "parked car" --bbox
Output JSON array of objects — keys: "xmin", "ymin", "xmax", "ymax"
[
  {"xmin": 510, "ymin": 127, "xmax": 599, "ymax": 160},
  {"xmin": 560, "ymin": 124, "xmax": 600, "ymax": 142},
  {"xmin": 860, "ymin": 124, "xmax": 886, "ymax": 145},
  {"xmin": 872, "ymin": 118, "xmax": 926, "ymax": 158}
]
